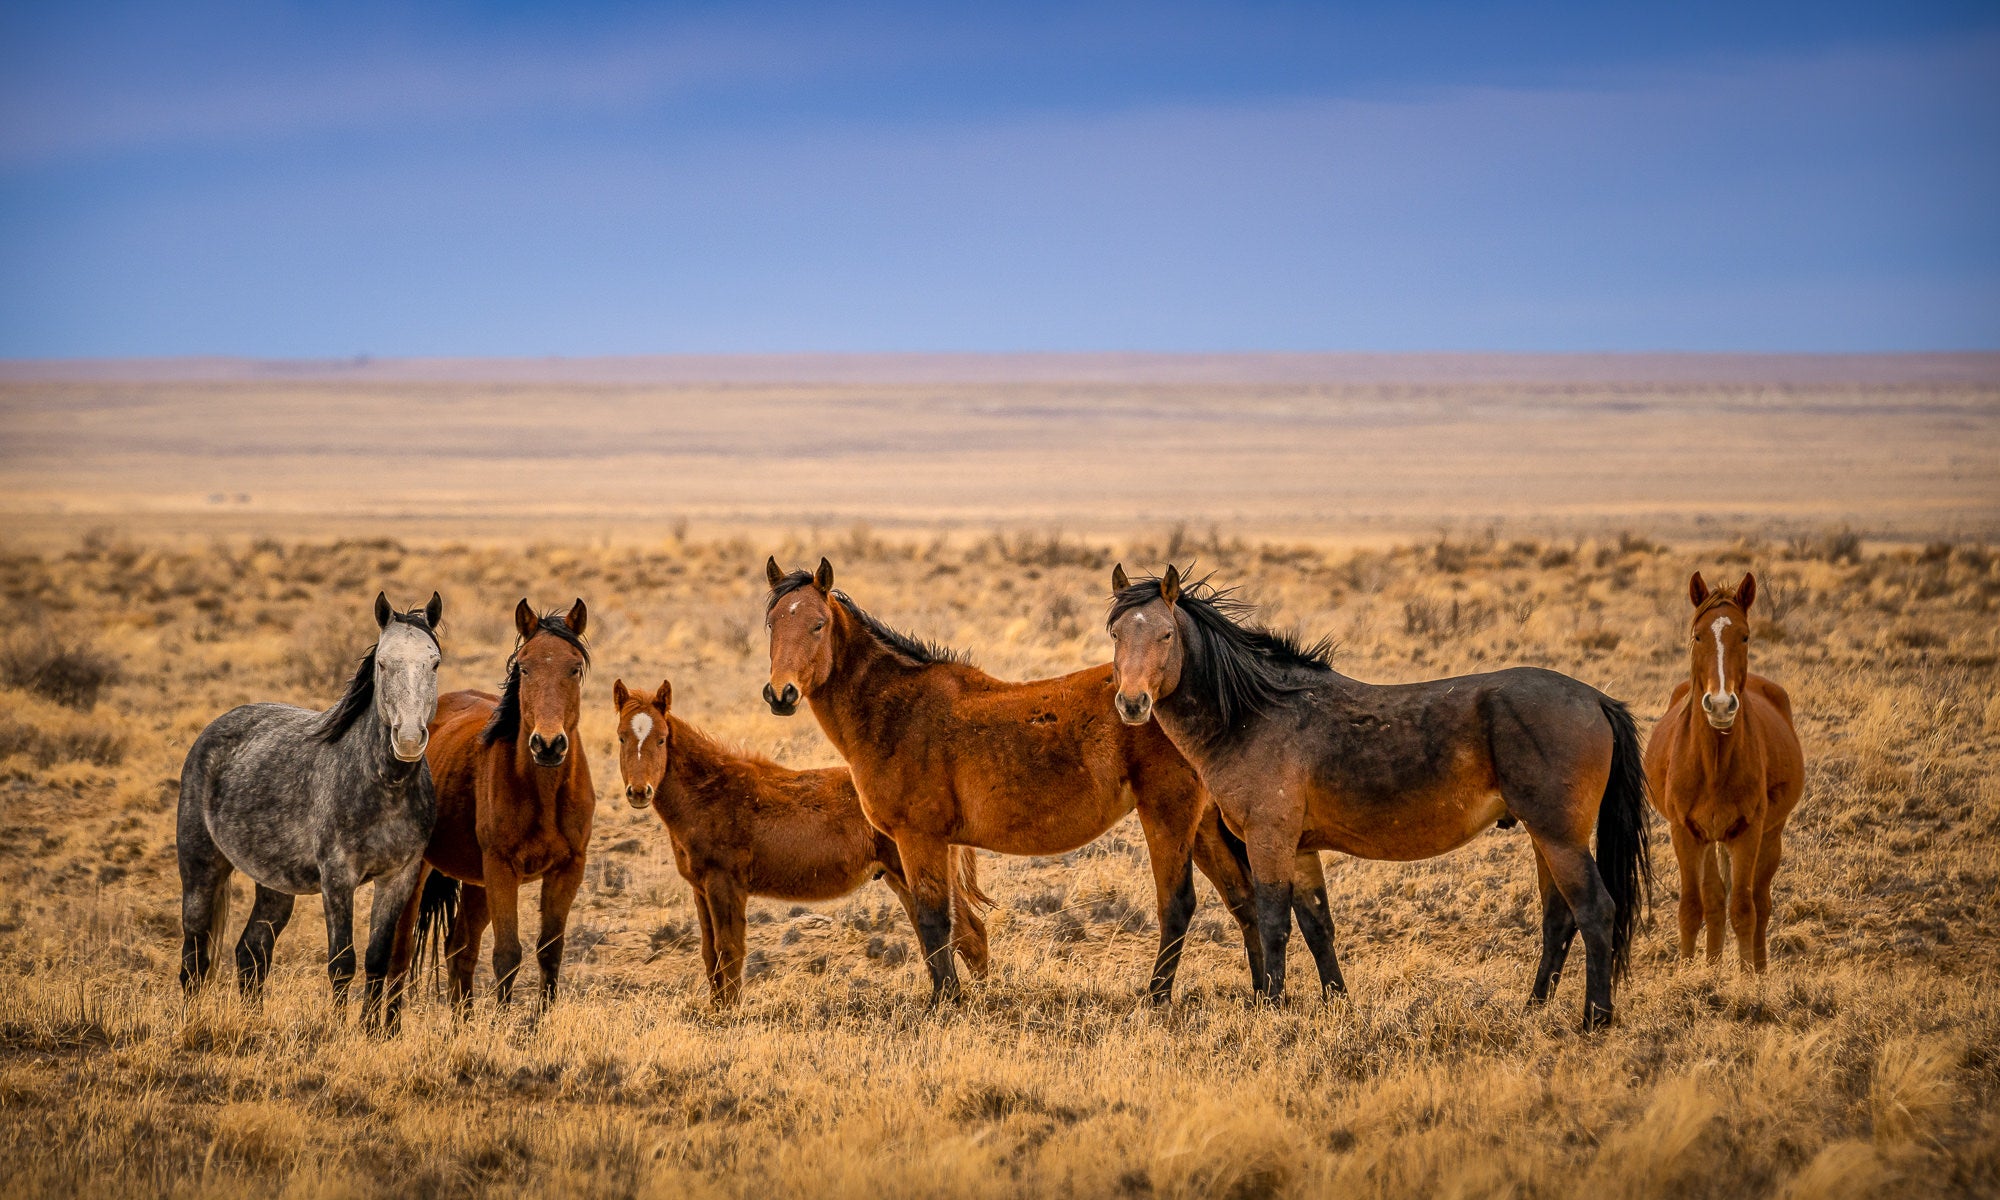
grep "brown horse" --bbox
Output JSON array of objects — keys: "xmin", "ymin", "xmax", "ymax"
[
  {"xmin": 1108, "ymin": 566, "xmax": 1651, "ymax": 1028},
  {"xmin": 406, "ymin": 599, "xmax": 595, "ymax": 1011},
  {"xmin": 763, "ymin": 556, "xmax": 1317, "ymax": 1006},
  {"xmin": 611, "ymin": 676, "xmax": 992, "ymax": 1004},
  {"xmin": 1643, "ymin": 572, "xmax": 1804, "ymax": 970}
]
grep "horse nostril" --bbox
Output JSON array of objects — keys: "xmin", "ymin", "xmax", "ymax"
[
  {"xmin": 762, "ymin": 683, "xmax": 779, "ymax": 706},
  {"xmin": 781, "ymin": 684, "xmax": 799, "ymax": 706},
  {"xmin": 551, "ymin": 733, "xmax": 568, "ymax": 755}
]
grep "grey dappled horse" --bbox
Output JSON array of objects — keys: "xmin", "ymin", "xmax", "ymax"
[{"xmin": 177, "ymin": 592, "xmax": 442, "ymax": 1029}]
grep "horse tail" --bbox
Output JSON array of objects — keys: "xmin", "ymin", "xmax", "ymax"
[
  {"xmin": 951, "ymin": 845, "xmax": 994, "ymax": 916},
  {"xmin": 412, "ymin": 869, "xmax": 461, "ymax": 969},
  {"xmin": 1596, "ymin": 698, "xmax": 1653, "ymax": 982}
]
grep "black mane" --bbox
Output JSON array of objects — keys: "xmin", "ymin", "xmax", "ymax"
[
  {"xmin": 766, "ymin": 569, "xmax": 969, "ymax": 666},
  {"xmin": 1108, "ymin": 570, "xmax": 1334, "ymax": 728},
  {"xmin": 481, "ymin": 612, "xmax": 591, "ymax": 746},
  {"xmin": 312, "ymin": 607, "xmax": 440, "ymax": 743}
]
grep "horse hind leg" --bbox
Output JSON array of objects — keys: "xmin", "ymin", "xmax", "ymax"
[
  {"xmin": 1289, "ymin": 851, "xmax": 1346, "ymax": 998},
  {"xmin": 1527, "ymin": 843, "xmax": 1576, "ymax": 1004},
  {"xmin": 177, "ymin": 816, "xmax": 234, "ymax": 993},
  {"xmin": 235, "ymin": 884, "xmax": 295, "ymax": 997},
  {"xmin": 948, "ymin": 846, "xmax": 991, "ymax": 979}
]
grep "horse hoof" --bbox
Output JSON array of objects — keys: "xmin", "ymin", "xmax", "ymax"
[{"xmin": 1582, "ymin": 1005, "xmax": 1614, "ymax": 1032}]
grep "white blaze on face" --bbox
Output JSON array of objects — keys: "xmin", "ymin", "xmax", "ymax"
[
  {"xmin": 1710, "ymin": 615, "xmax": 1732, "ymax": 696},
  {"xmin": 630, "ymin": 712, "xmax": 654, "ymax": 744}
]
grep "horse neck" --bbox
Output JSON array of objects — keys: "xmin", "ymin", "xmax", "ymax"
[
  {"xmin": 1681, "ymin": 685, "xmax": 1755, "ymax": 778},
  {"xmin": 657, "ymin": 715, "xmax": 743, "ymax": 819},
  {"xmin": 506, "ymin": 722, "xmax": 576, "ymax": 818},
  {"xmin": 1153, "ymin": 670, "xmax": 1238, "ymax": 767},
  {"xmin": 806, "ymin": 606, "xmax": 924, "ymax": 756}
]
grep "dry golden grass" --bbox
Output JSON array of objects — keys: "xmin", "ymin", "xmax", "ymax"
[{"xmin": 2, "ymin": 526, "xmax": 1997, "ymax": 1198}]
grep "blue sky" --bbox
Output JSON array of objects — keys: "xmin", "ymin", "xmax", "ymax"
[{"xmin": 1, "ymin": 1, "xmax": 1995, "ymax": 356}]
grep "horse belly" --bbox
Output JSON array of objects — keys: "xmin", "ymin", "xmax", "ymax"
[
  {"xmin": 958, "ymin": 779, "xmax": 1131, "ymax": 857},
  {"xmin": 1309, "ymin": 785, "xmax": 1507, "ymax": 862}
]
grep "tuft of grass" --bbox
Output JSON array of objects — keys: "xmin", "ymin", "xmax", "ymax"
[{"xmin": 0, "ymin": 636, "xmax": 120, "ymax": 711}]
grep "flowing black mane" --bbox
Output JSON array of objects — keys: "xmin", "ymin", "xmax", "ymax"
[
  {"xmin": 312, "ymin": 608, "xmax": 441, "ymax": 743},
  {"xmin": 766, "ymin": 569, "xmax": 969, "ymax": 666},
  {"xmin": 1108, "ymin": 570, "xmax": 1334, "ymax": 728},
  {"xmin": 481, "ymin": 613, "xmax": 591, "ymax": 746}
]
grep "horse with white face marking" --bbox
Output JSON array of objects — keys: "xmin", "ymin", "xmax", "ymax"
[
  {"xmin": 1643, "ymin": 572, "xmax": 1804, "ymax": 971},
  {"xmin": 177, "ymin": 592, "xmax": 442, "ymax": 1030}
]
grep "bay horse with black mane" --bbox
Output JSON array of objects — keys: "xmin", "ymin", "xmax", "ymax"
[
  {"xmin": 764, "ymin": 556, "xmax": 1325, "ymax": 1006},
  {"xmin": 407, "ymin": 599, "xmax": 594, "ymax": 1012},
  {"xmin": 612, "ymin": 676, "xmax": 992, "ymax": 1004},
  {"xmin": 1643, "ymin": 572, "xmax": 1803, "ymax": 971},
  {"xmin": 1108, "ymin": 566, "xmax": 1651, "ymax": 1029}
]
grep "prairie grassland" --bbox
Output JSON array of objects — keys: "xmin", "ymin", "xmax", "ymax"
[{"xmin": 1, "ymin": 526, "xmax": 1997, "ymax": 1199}]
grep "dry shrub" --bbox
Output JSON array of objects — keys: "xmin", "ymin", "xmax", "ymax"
[
  {"xmin": 1781, "ymin": 1140, "xmax": 1892, "ymax": 1200},
  {"xmin": 0, "ymin": 636, "xmax": 120, "ymax": 711},
  {"xmin": 1150, "ymin": 1099, "xmax": 1311, "ymax": 1200},
  {"xmin": 1586, "ymin": 1077, "xmax": 1721, "ymax": 1198},
  {"xmin": 288, "ymin": 609, "xmax": 368, "ymax": 692},
  {"xmin": 0, "ymin": 709, "xmax": 125, "ymax": 768},
  {"xmin": 1869, "ymin": 1037, "xmax": 1960, "ymax": 1147}
]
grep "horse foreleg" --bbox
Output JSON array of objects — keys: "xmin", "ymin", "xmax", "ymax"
[
  {"xmin": 1243, "ymin": 812, "xmax": 1304, "ymax": 1005},
  {"xmin": 1724, "ymin": 823, "xmax": 1764, "ymax": 972},
  {"xmin": 483, "ymin": 859, "xmax": 525, "ymax": 1007},
  {"xmin": 446, "ymin": 883, "xmax": 490, "ymax": 1017},
  {"xmin": 362, "ymin": 857, "xmax": 426, "ymax": 1032},
  {"xmin": 1134, "ymin": 798, "xmax": 1203, "ymax": 1005},
  {"xmin": 702, "ymin": 874, "xmax": 748, "ymax": 1007},
  {"xmin": 319, "ymin": 864, "xmax": 360, "ymax": 1006},
  {"xmin": 534, "ymin": 861, "xmax": 585, "ymax": 1007},
  {"xmin": 1289, "ymin": 851, "xmax": 1346, "ymax": 999},
  {"xmin": 235, "ymin": 884, "xmax": 295, "ymax": 999},
  {"xmin": 688, "ymin": 883, "xmax": 723, "ymax": 1002},
  {"xmin": 1188, "ymin": 806, "xmax": 1268, "ymax": 994},
  {"xmin": 1666, "ymin": 822, "xmax": 1708, "ymax": 961},
  {"xmin": 1751, "ymin": 827, "xmax": 1784, "ymax": 973},
  {"xmin": 894, "ymin": 834, "xmax": 960, "ymax": 1005},
  {"xmin": 1701, "ymin": 842, "xmax": 1729, "ymax": 962},
  {"xmin": 1529, "ymin": 842, "xmax": 1576, "ymax": 1003}
]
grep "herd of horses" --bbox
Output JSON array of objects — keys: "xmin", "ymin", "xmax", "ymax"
[{"xmin": 177, "ymin": 558, "xmax": 1804, "ymax": 1032}]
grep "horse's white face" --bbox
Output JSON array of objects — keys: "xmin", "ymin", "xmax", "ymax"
[{"xmin": 375, "ymin": 619, "xmax": 441, "ymax": 761}]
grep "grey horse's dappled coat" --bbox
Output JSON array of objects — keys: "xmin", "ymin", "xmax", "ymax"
[{"xmin": 177, "ymin": 592, "xmax": 442, "ymax": 1028}]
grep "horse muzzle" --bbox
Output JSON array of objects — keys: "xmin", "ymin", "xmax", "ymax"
[
  {"xmin": 391, "ymin": 729, "xmax": 429, "ymax": 762},
  {"xmin": 528, "ymin": 731, "xmax": 569, "ymax": 768},
  {"xmin": 1114, "ymin": 691, "xmax": 1153, "ymax": 725},
  {"xmin": 763, "ymin": 682, "xmax": 800, "ymax": 717},
  {"xmin": 624, "ymin": 783, "xmax": 655, "ymax": 809},
  {"xmin": 1700, "ymin": 692, "xmax": 1740, "ymax": 732}
]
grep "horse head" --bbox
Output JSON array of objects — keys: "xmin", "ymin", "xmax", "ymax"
[
  {"xmin": 612, "ymin": 677, "xmax": 672, "ymax": 809},
  {"xmin": 1686, "ymin": 571, "xmax": 1755, "ymax": 732}
]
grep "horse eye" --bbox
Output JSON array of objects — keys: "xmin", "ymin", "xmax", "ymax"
[{"xmin": 812, "ymin": 621, "xmax": 826, "ymax": 634}]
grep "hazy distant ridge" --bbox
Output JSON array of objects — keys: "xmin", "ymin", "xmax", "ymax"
[{"xmin": 6, "ymin": 352, "xmax": 1999, "ymax": 387}]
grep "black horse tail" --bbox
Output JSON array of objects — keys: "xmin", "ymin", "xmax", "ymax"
[
  {"xmin": 412, "ymin": 868, "xmax": 461, "ymax": 970},
  {"xmin": 1596, "ymin": 698, "xmax": 1653, "ymax": 981}
]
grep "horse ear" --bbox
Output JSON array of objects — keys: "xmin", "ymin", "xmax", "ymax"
[
  {"xmin": 766, "ymin": 556, "xmax": 784, "ymax": 589},
  {"xmin": 514, "ymin": 598, "xmax": 536, "ymax": 641},
  {"xmin": 424, "ymin": 591, "xmax": 443, "ymax": 631},
  {"xmin": 374, "ymin": 591, "xmax": 392, "ymax": 629},
  {"xmin": 814, "ymin": 557, "xmax": 834, "ymax": 594},
  {"xmin": 1688, "ymin": 572, "xmax": 1709, "ymax": 608},
  {"xmin": 655, "ymin": 679, "xmax": 673, "ymax": 712},
  {"xmin": 565, "ymin": 598, "xmax": 588, "ymax": 637},
  {"xmin": 1112, "ymin": 563, "xmax": 1130, "ymax": 592},
  {"xmin": 1736, "ymin": 572, "xmax": 1756, "ymax": 612},
  {"xmin": 612, "ymin": 678, "xmax": 630, "ymax": 709},
  {"xmin": 1161, "ymin": 564, "xmax": 1182, "ymax": 606}
]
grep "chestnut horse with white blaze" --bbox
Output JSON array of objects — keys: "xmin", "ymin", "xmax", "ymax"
[
  {"xmin": 611, "ymin": 676, "xmax": 991, "ymax": 1005},
  {"xmin": 1643, "ymin": 572, "xmax": 1804, "ymax": 970},
  {"xmin": 405, "ymin": 599, "xmax": 595, "ymax": 1012},
  {"xmin": 1108, "ymin": 565, "xmax": 1652, "ymax": 1029},
  {"xmin": 763, "ymin": 556, "xmax": 1316, "ymax": 1006}
]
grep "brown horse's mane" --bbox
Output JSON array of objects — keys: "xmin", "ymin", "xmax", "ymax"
[
  {"xmin": 1109, "ymin": 570, "xmax": 1335, "ymax": 729},
  {"xmin": 766, "ymin": 569, "xmax": 971, "ymax": 666},
  {"xmin": 480, "ymin": 612, "xmax": 590, "ymax": 746},
  {"xmin": 310, "ymin": 607, "xmax": 440, "ymax": 744}
]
